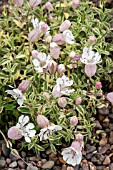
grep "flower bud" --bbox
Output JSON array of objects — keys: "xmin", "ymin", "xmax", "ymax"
[
  {"xmin": 52, "ymin": 34, "xmax": 65, "ymax": 45},
  {"xmin": 43, "ymin": 92, "xmax": 50, "ymax": 101},
  {"xmin": 14, "ymin": 0, "xmax": 24, "ymax": 7},
  {"xmin": 57, "ymin": 64, "xmax": 66, "ymax": 75},
  {"xmin": 75, "ymin": 97, "xmax": 82, "ymax": 105},
  {"xmin": 37, "ymin": 115, "xmax": 50, "ymax": 128},
  {"xmin": 88, "ymin": 35, "xmax": 96, "ymax": 44},
  {"xmin": 72, "ymin": 0, "xmax": 80, "ymax": 9},
  {"xmin": 95, "ymin": 82, "xmax": 102, "ymax": 89},
  {"xmin": 32, "ymin": 50, "xmax": 38, "ymax": 58},
  {"xmin": 28, "ymin": 29, "xmax": 41, "ymax": 42},
  {"xmin": 18, "ymin": 80, "xmax": 30, "ymax": 93},
  {"xmin": 76, "ymin": 134, "xmax": 83, "ymax": 142},
  {"xmin": 29, "ymin": 0, "xmax": 41, "ymax": 8},
  {"xmin": 49, "ymin": 15, "xmax": 53, "ymax": 22},
  {"xmin": 74, "ymin": 54, "xmax": 81, "ymax": 62},
  {"xmin": 45, "ymin": 2, "xmax": 53, "ymax": 12},
  {"xmin": 70, "ymin": 116, "xmax": 78, "ymax": 126},
  {"xmin": 41, "ymin": 23, "xmax": 48, "ymax": 34},
  {"xmin": 8, "ymin": 126, "xmax": 22, "ymax": 140},
  {"xmin": 69, "ymin": 51, "xmax": 76, "ymax": 59},
  {"xmin": 48, "ymin": 60, "xmax": 57, "ymax": 74},
  {"xmin": 59, "ymin": 20, "xmax": 71, "ymax": 32},
  {"xmin": 71, "ymin": 141, "xmax": 82, "ymax": 151},
  {"xmin": 50, "ymin": 42, "xmax": 60, "ymax": 59},
  {"xmin": 58, "ymin": 97, "xmax": 67, "ymax": 108}
]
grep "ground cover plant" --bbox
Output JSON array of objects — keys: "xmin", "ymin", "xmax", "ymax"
[{"xmin": 0, "ymin": 0, "xmax": 113, "ymax": 169}]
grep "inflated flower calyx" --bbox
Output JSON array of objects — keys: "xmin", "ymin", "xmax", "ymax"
[
  {"xmin": 48, "ymin": 60, "xmax": 57, "ymax": 74},
  {"xmin": 75, "ymin": 97, "xmax": 82, "ymax": 105},
  {"xmin": 95, "ymin": 82, "xmax": 102, "ymax": 89},
  {"xmin": 72, "ymin": 0, "xmax": 80, "ymax": 9},
  {"xmin": 57, "ymin": 64, "xmax": 66, "ymax": 75},
  {"xmin": 14, "ymin": 0, "xmax": 24, "ymax": 7},
  {"xmin": 45, "ymin": 2, "xmax": 53, "ymax": 12},
  {"xmin": 70, "ymin": 116, "xmax": 78, "ymax": 126},
  {"xmin": 18, "ymin": 80, "xmax": 30, "ymax": 93},
  {"xmin": 58, "ymin": 97, "xmax": 67, "ymax": 108},
  {"xmin": 29, "ymin": 0, "xmax": 42, "ymax": 8},
  {"xmin": 76, "ymin": 134, "xmax": 84, "ymax": 142},
  {"xmin": 37, "ymin": 115, "xmax": 50, "ymax": 128},
  {"xmin": 8, "ymin": 126, "xmax": 22, "ymax": 140},
  {"xmin": 88, "ymin": 35, "xmax": 96, "ymax": 44},
  {"xmin": 59, "ymin": 20, "xmax": 71, "ymax": 32},
  {"xmin": 50, "ymin": 42, "xmax": 60, "ymax": 59}
]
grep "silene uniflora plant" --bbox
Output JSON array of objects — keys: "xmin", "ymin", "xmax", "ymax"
[{"xmin": 0, "ymin": 0, "xmax": 113, "ymax": 167}]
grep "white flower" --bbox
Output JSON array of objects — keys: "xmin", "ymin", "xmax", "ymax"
[
  {"xmin": 16, "ymin": 115, "xmax": 36, "ymax": 143},
  {"xmin": 5, "ymin": 88, "xmax": 26, "ymax": 106},
  {"xmin": 32, "ymin": 52, "xmax": 50, "ymax": 73},
  {"xmin": 31, "ymin": 18, "xmax": 50, "ymax": 34},
  {"xmin": 52, "ymin": 75, "xmax": 75, "ymax": 98},
  {"xmin": 62, "ymin": 146, "xmax": 82, "ymax": 166},
  {"xmin": 38, "ymin": 125, "xmax": 62, "ymax": 141},
  {"xmin": 63, "ymin": 30, "xmax": 74, "ymax": 44},
  {"xmin": 80, "ymin": 46, "xmax": 101, "ymax": 65},
  {"xmin": 50, "ymin": 42, "xmax": 58, "ymax": 48}
]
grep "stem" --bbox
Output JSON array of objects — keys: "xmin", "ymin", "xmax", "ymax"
[{"xmin": 77, "ymin": 62, "xmax": 79, "ymax": 86}]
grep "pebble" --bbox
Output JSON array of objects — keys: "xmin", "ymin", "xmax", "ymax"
[
  {"xmin": 99, "ymin": 137, "xmax": 107, "ymax": 146},
  {"xmin": 27, "ymin": 163, "xmax": 38, "ymax": 170},
  {"xmin": 0, "ymin": 159, "xmax": 6, "ymax": 167},
  {"xmin": 53, "ymin": 166, "xmax": 62, "ymax": 170},
  {"xmin": 42, "ymin": 160, "xmax": 54, "ymax": 169},
  {"xmin": 61, "ymin": 164, "xmax": 67, "ymax": 170},
  {"xmin": 6, "ymin": 158, "xmax": 11, "ymax": 164},
  {"xmin": 93, "ymin": 120, "xmax": 102, "ymax": 129},
  {"xmin": 67, "ymin": 166, "xmax": 74, "ymax": 170},
  {"xmin": 86, "ymin": 153, "xmax": 93, "ymax": 159},
  {"xmin": 109, "ymin": 132, "xmax": 113, "ymax": 144},
  {"xmin": 86, "ymin": 144, "xmax": 96, "ymax": 153},
  {"xmin": 18, "ymin": 160, "xmax": 26, "ymax": 168},
  {"xmin": 46, "ymin": 148, "xmax": 52, "ymax": 155},
  {"xmin": 41, "ymin": 159, "xmax": 47, "ymax": 164},
  {"xmin": 9, "ymin": 161, "xmax": 17, "ymax": 168},
  {"xmin": 98, "ymin": 107, "xmax": 109, "ymax": 115},
  {"xmin": 21, "ymin": 151, "xmax": 26, "ymax": 158},
  {"xmin": 98, "ymin": 144, "xmax": 110, "ymax": 154},
  {"xmin": 9, "ymin": 153, "xmax": 20, "ymax": 161},
  {"xmin": 29, "ymin": 156, "xmax": 39, "ymax": 161},
  {"xmin": 96, "ymin": 166, "xmax": 106, "ymax": 170},
  {"xmin": 109, "ymin": 163, "xmax": 113, "ymax": 170},
  {"xmin": 89, "ymin": 164, "xmax": 96, "ymax": 170},
  {"xmin": 82, "ymin": 162, "xmax": 89, "ymax": 170},
  {"xmin": 2, "ymin": 143, "xmax": 10, "ymax": 157},
  {"xmin": 103, "ymin": 156, "xmax": 111, "ymax": 165},
  {"xmin": 37, "ymin": 160, "xmax": 42, "ymax": 168},
  {"xmin": 91, "ymin": 154, "xmax": 105, "ymax": 164}
]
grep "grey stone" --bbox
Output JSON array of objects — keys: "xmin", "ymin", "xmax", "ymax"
[
  {"xmin": 27, "ymin": 163, "xmax": 38, "ymax": 170},
  {"xmin": 86, "ymin": 145, "xmax": 96, "ymax": 153},
  {"xmin": 61, "ymin": 164, "xmax": 67, "ymax": 170},
  {"xmin": 21, "ymin": 151, "xmax": 26, "ymax": 158},
  {"xmin": 9, "ymin": 153, "xmax": 20, "ymax": 161},
  {"xmin": 98, "ymin": 107, "xmax": 109, "ymax": 115},
  {"xmin": 0, "ymin": 159, "xmax": 6, "ymax": 167},
  {"xmin": 82, "ymin": 163, "xmax": 89, "ymax": 170},
  {"xmin": 2, "ymin": 143, "xmax": 10, "ymax": 157},
  {"xmin": 103, "ymin": 156, "xmax": 111, "ymax": 165},
  {"xmin": 18, "ymin": 160, "xmax": 26, "ymax": 168},
  {"xmin": 42, "ymin": 161, "xmax": 54, "ymax": 169},
  {"xmin": 91, "ymin": 154, "xmax": 105, "ymax": 165},
  {"xmin": 109, "ymin": 163, "xmax": 113, "ymax": 170},
  {"xmin": 6, "ymin": 158, "xmax": 11, "ymax": 164},
  {"xmin": 9, "ymin": 161, "xmax": 17, "ymax": 168},
  {"xmin": 29, "ymin": 156, "xmax": 39, "ymax": 161},
  {"xmin": 98, "ymin": 144, "xmax": 110, "ymax": 154},
  {"xmin": 46, "ymin": 148, "xmax": 52, "ymax": 155},
  {"xmin": 53, "ymin": 166, "xmax": 61, "ymax": 170}
]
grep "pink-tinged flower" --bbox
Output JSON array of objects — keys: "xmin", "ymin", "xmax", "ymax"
[
  {"xmin": 8, "ymin": 126, "xmax": 22, "ymax": 140},
  {"xmin": 53, "ymin": 34, "xmax": 65, "ymax": 45},
  {"xmin": 14, "ymin": 0, "xmax": 24, "ymax": 7},
  {"xmin": 70, "ymin": 116, "xmax": 78, "ymax": 126},
  {"xmin": 28, "ymin": 29, "xmax": 41, "ymax": 42},
  {"xmin": 62, "ymin": 141, "xmax": 82, "ymax": 166},
  {"xmin": 107, "ymin": 92, "xmax": 113, "ymax": 103},
  {"xmin": 39, "ymin": 125, "xmax": 62, "ymax": 141},
  {"xmin": 32, "ymin": 50, "xmax": 39, "ymax": 59},
  {"xmin": 49, "ymin": 15, "xmax": 53, "ymax": 22},
  {"xmin": 43, "ymin": 32, "xmax": 52, "ymax": 44},
  {"xmin": 41, "ymin": 23, "xmax": 49, "ymax": 34},
  {"xmin": 69, "ymin": 51, "xmax": 76, "ymax": 60},
  {"xmin": 32, "ymin": 52, "xmax": 50, "ymax": 73},
  {"xmin": 76, "ymin": 134, "xmax": 84, "ymax": 142},
  {"xmin": 95, "ymin": 82, "xmax": 102, "ymax": 89},
  {"xmin": 63, "ymin": 30, "xmax": 74, "ymax": 44},
  {"xmin": 72, "ymin": 0, "xmax": 80, "ymax": 9},
  {"xmin": 5, "ymin": 87, "xmax": 26, "ymax": 106},
  {"xmin": 18, "ymin": 80, "xmax": 30, "ymax": 93},
  {"xmin": 43, "ymin": 92, "xmax": 50, "ymax": 101},
  {"xmin": 85, "ymin": 64, "xmax": 97, "ymax": 77},
  {"xmin": 71, "ymin": 141, "xmax": 82, "ymax": 151},
  {"xmin": 52, "ymin": 75, "xmax": 74, "ymax": 98},
  {"xmin": 48, "ymin": 60, "xmax": 57, "ymax": 74},
  {"xmin": 8, "ymin": 115, "xmax": 36, "ymax": 143},
  {"xmin": 50, "ymin": 42, "xmax": 60, "ymax": 59},
  {"xmin": 58, "ymin": 97, "xmax": 67, "ymax": 108},
  {"xmin": 59, "ymin": 20, "xmax": 71, "ymax": 32},
  {"xmin": 57, "ymin": 64, "xmax": 66, "ymax": 75},
  {"xmin": 37, "ymin": 115, "xmax": 50, "ymax": 128},
  {"xmin": 70, "ymin": 52, "xmax": 81, "ymax": 62},
  {"xmin": 88, "ymin": 35, "xmax": 96, "ymax": 44},
  {"xmin": 75, "ymin": 97, "xmax": 82, "ymax": 105},
  {"xmin": 29, "ymin": 0, "xmax": 41, "ymax": 8},
  {"xmin": 45, "ymin": 2, "xmax": 53, "ymax": 12}
]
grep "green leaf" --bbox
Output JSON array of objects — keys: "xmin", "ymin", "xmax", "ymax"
[
  {"xmin": 76, "ymin": 105, "xmax": 84, "ymax": 114},
  {"xmin": 18, "ymin": 106, "xmax": 30, "ymax": 113},
  {"xmin": 50, "ymin": 143, "xmax": 56, "ymax": 153}
]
